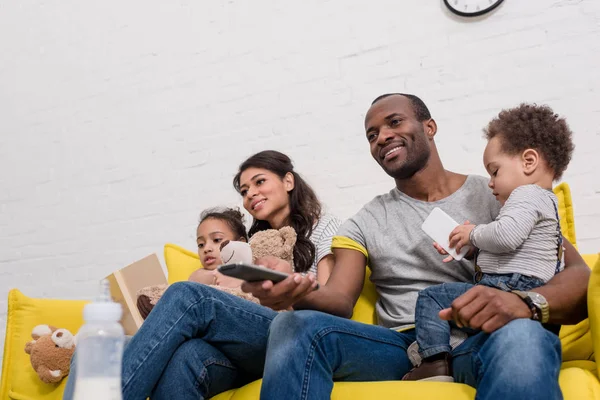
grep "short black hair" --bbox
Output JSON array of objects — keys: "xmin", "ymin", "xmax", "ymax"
[
  {"xmin": 485, "ymin": 103, "xmax": 574, "ymax": 181},
  {"xmin": 371, "ymin": 93, "xmax": 432, "ymax": 122}
]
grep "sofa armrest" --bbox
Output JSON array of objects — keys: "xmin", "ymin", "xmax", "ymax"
[{"xmin": 584, "ymin": 254, "xmax": 600, "ymax": 377}]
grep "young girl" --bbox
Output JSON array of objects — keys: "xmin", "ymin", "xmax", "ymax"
[
  {"xmin": 188, "ymin": 207, "xmax": 249, "ymax": 288},
  {"xmin": 233, "ymin": 150, "xmax": 342, "ymax": 285},
  {"xmin": 403, "ymin": 103, "xmax": 575, "ymax": 382}
]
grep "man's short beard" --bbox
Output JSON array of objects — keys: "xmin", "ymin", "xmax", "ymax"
[{"xmin": 386, "ymin": 149, "xmax": 430, "ymax": 180}]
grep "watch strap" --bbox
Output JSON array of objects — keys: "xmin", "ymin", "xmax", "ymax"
[{"xmin": 512, "ymin": 290, "xmax": 540, "ymax": 321}]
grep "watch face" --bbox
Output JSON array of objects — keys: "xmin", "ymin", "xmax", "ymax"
[
  {"xmin": 444, "ymin": 0, "xmax": 504, "ymax": 17},
  {"xmin": 527, "ymin": 292, "xmax": 547, "ymax": 305}
]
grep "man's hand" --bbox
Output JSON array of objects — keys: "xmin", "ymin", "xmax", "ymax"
[
  {"xmin": 438, "ymin": 285, "xmax": 532, "ymax": 333},
  {"xmin": 448, "ymin": 223, "xmax": 476, "ymax": 254},
  {"xmin": 240, "ymin": 256, "xmax": 318, "ymax": 310}
]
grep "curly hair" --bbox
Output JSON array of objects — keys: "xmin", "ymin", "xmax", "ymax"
[
  {"xmin": 233, "ymin": 150, "xmax": 322, "ymax": 273},
  {"xmin": 484, "ymin": 103, "xmax": 574, "ymax": 180}
]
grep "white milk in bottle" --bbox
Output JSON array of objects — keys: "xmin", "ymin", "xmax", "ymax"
[{"xmin": 73, "ymin": 280, "xmax": 125, "ymax": 400}]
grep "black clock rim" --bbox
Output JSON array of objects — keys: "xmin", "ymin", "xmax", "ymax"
[{"xmin": 443, "ymin": 0, "xmax": 505, "ymax": 17}]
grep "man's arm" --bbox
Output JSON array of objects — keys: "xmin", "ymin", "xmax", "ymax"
[
  {"xmin": 531, "ymin": 238, "xmax": 589, "ymax": 324},
  {"xmin": 440, "ymin": 237, "xmax": 589, "ymax": 331},
  {"xmin": 293, "ymin": 248, "xmax": 366, "ymax": 318},
  {"xmin": 241, "ymin": 248, "xmax": 367, "ymax": 318}
]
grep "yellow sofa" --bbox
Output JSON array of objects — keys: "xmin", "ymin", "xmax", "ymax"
[{"xmin": 2, "ymin": 183, "xmax": 600, "ymax": 399}]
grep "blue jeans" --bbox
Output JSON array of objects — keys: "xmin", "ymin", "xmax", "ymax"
[
  {"xmin": 62, "ymin": 281, "xmax": 277, "ymax": 400},
  {"xmin": 415, "ymin": 273, "xmax": 546, "ymax": 359},
  {"xmin": 262, "ymin": 310, "xmax": 562, "ymax": 400}
]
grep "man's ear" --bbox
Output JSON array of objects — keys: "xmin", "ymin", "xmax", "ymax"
[
  {"xmin": 239, "ymin": 237, "xmax": 247, "ymax": 243},
  {"xmin": 522, "ymin": 148, "xmax": 540, "ymax": 175},
  {"xmin": 284, "ymin": 172, "xmax": 295, "ymax": 192},
  {"xmin": 424, "ymin": 119, "xmax": 437, "ymax": 139}
]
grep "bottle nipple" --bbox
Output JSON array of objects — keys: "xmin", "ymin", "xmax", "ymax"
[{"xmin": 97, "ymin": 279, "xmax": 112, "ymax": 303}]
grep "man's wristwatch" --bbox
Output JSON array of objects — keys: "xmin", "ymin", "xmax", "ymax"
[{"xmin": 512, "ymin": 290, "xmax": 550, "ymax": 323}]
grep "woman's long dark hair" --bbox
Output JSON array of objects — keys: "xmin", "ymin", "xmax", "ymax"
[{"xmin": 233, "ymin": 150, "xmax": 321, "ymax": 273}]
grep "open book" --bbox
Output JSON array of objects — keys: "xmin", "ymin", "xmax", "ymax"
[{"xmin": 104, "ymin": 254, "xmax": 167, "ymax": 335}]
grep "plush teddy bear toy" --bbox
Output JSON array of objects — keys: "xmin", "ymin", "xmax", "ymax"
[
  {"xmin": 24, "ymin": 324, "xmax": 76, "ymax": 384},
  {"xmin": 136, "ymin": 226, "xmax": 297, "ymax": 319}
]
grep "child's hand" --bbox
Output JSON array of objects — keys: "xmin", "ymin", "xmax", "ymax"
[{"xmin": 449, "ymin": 222, "xmax": 476, "ymax": 254}]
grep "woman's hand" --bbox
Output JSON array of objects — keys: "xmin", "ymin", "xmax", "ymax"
[
  {"xmin": 262, "ymin": 256, "xmax": 294, "ymax": 274},
  {"xmin": 241, "ymin": 256, "xmax": 318, "ymax": 310}
]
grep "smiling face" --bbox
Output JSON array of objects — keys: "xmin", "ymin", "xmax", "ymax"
[
  {"xmin": 365, "ymin": 95, "xmax": 432, "ymax": 180},
  {"xmin": 196, "ymin": 218, "xmax": 240, "ymax": 269},
  {"xmin": 483, "ymin": 135, "xmax": 528, "ymax": 205},
  {"xmin": 238, "ymin": 167, "xmax": 294, "ymax": 227}
]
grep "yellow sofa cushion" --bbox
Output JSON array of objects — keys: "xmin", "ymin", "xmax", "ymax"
[
  {"xmin": 211, "ymin": 379, "xmax": 477, "ymax": 400},
  {"xmin": 164, "ymin": 243, "xmax": 202, "ymax": 284},
  {"xmin": 0, "ymin": 290, "xmax": 87, "ymax": 400},
  {"xmin": 212, "ymin": 368, "xmax": 600, "ymax": 400},
  {"xmin": 586, "ymin": 254, "xmax": 600, "ymax": 378},
  {"xmin": 553, "ymin": 182, "xmax": 577, "ymax": 248},
  {"xmin": 560, "ymin": 254, "xmax": 599, "ymax": 363}
]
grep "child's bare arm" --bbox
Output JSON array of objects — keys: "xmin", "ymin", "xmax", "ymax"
[{"xmin": 188, "ymin": 269, "xmax": 216, "ymax": 285}]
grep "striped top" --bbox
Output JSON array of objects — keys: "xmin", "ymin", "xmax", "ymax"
[
  {"xmin": 304, "ymin": 213, "xmax": 342, "ymax": 275},
  {"xmin": 470, "ymin": 184, "xmax": 564, "ymax": 282}
]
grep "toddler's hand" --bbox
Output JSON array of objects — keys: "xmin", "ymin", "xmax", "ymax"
[{"xmin": 449, "ymin": 222, "xmax": 476, "ymax": 254}]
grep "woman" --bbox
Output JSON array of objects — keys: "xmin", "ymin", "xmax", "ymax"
[
  {"xmin": 234, "ymin": 150, "xmax": 338, "ymax": 284},
  {"xmin": 63, "ymin": 150, "xmax": 341, "ymax": 400}
]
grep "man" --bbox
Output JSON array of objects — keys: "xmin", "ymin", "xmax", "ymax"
[{"xmin": 245, "ymin": 94, "xmax": 589, "ymax": 400}]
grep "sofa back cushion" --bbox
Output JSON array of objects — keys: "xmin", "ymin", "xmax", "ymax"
[{"xmin": 0, "ymin": 290, "xmax": 87, "ymax": 400}]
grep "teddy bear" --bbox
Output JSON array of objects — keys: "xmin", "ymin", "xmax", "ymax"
[
  {"xmin": 24, "ymin": 324, "xmax": 76, "ymax": 384},
  {"xmin": 136, "ymin": 226, "xmax": 297, "ymax": 319}
]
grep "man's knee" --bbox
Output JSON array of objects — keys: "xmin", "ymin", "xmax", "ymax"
[{"xmin": 485, "ymin": 319, "xmax": 561, "ymax": 371}]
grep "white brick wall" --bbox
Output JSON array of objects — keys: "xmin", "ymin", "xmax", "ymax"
[{"xmin": 1, "ymin": 0, "xmax": 599, "ymax": 369}]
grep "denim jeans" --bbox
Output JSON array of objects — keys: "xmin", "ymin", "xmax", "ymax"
[
  {"xmin": 262, "ymin": 310, "xmax": 562, "ymax": 400},
  {"xmin": 415, "ymin": 273, "xmax": 546, "ymax": 359},
  {"xmin": 63, "ymin": 281, "xmax": 277, "ymax": 400}
]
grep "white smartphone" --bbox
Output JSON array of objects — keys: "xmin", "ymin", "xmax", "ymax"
[
  {"xmin": 421, "ymin": 207, "xmax": 472, "ymax": 261},
  {"xmin": 218, "ymin": 263, "xmax": 291, "ymax": 283}
]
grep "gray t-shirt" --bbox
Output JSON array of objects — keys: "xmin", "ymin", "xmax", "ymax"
[{"xmin": 335, "ymin": 175, "xmax": 501, "ymax": 330}]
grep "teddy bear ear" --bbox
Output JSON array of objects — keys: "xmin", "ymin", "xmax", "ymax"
[
  {"xmin": 52, "ymin": 329, "xmax": 76, "ymax": 349},
  {"xmin": 31, "ymin": 324, "xmax": 53, "ymax": 340},
  {"xmin": 279, "ymin": 226, "xmax": 297, "ymax": 247},
  {"xmin": 24, "ymin": 341, "xmax": 34, "ymax": 354}
]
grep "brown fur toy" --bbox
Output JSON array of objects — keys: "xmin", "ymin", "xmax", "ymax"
[
  {"xmin": 24, "ymin": 324, "xmax": 76, "ymax": 384},
  {"xmin": 137, "ymin": 227, "xmax": 297, "ymax": 319}
]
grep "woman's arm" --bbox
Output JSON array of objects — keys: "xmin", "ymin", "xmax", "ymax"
[{"xmin": 316, "ymin": 254, "xmax": 335, "ymax": 285}]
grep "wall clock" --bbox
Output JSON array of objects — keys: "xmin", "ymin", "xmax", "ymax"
[{"xmin": 444, "ymin": 0, "xmax": 504, "ymax": 17}]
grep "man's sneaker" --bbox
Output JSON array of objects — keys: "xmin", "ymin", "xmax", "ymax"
[
  {"xmin": 407, "ymin": 329, "xmax": 468, "ymax": 367},
  {"xmin": 402, "ymin": 353, "xmax": 454, "ymax": 382}
]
